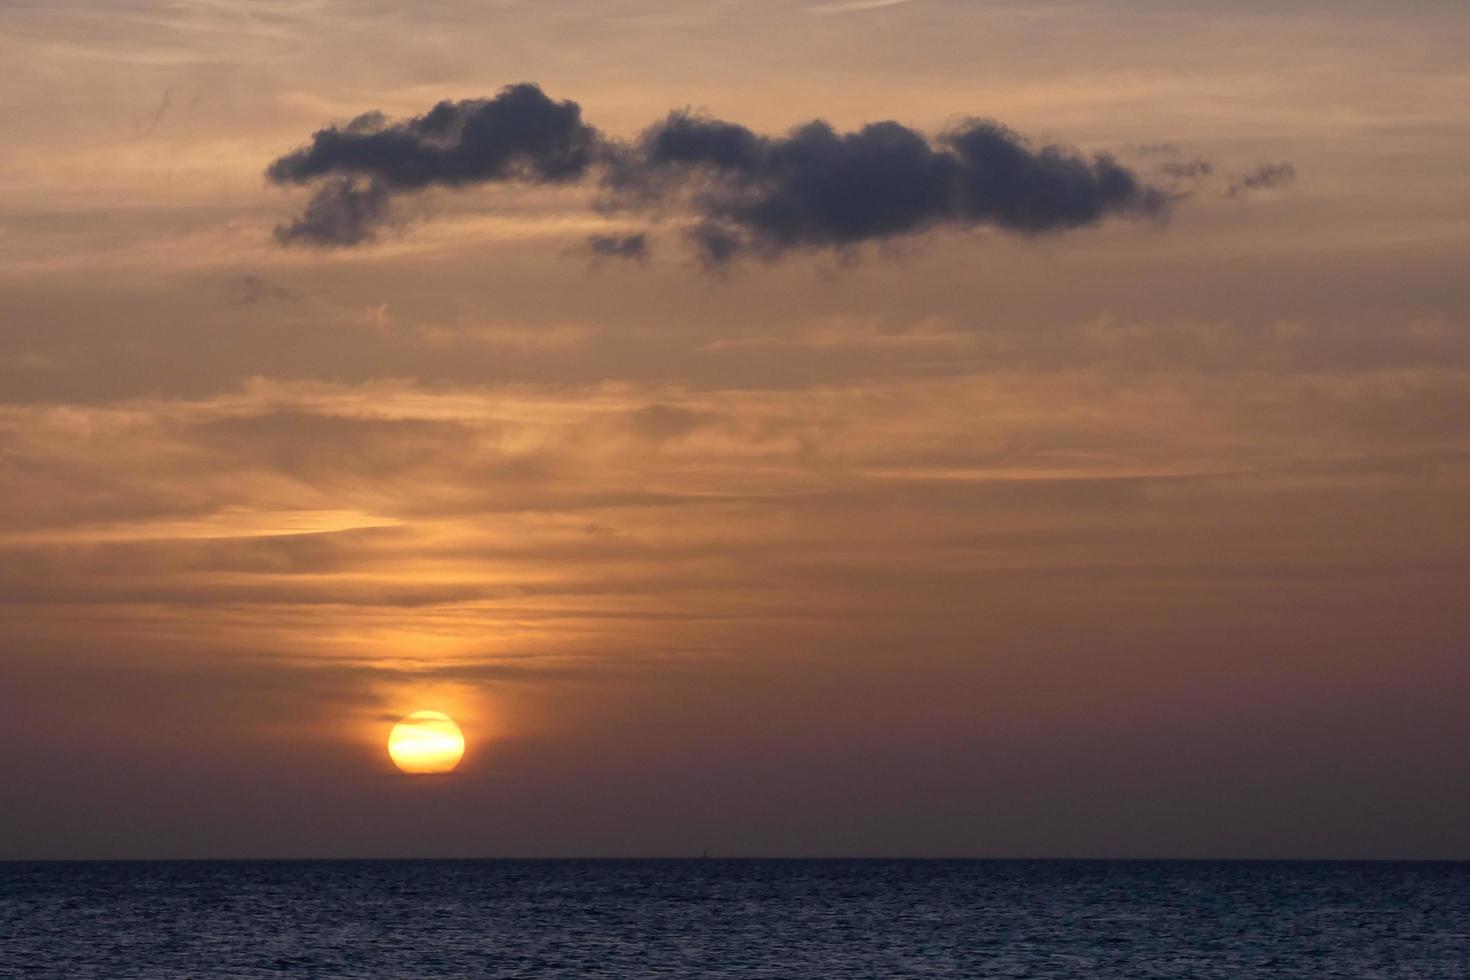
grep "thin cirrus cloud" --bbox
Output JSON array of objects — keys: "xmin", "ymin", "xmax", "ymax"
[
  {"xmin": 266, "ymin": 82, "xmax": 1171, "ymax": 264},
  {"xmin": 807, "ymin": 0, "xmax": 926, "ymax": 13}
]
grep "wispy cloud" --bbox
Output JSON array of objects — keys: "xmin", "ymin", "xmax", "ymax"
[{"xmin": 807, "ymin": 0, "xmax": 923, "ymax": 13}]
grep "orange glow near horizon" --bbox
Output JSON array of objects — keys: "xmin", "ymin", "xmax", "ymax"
[{"xmin": 387, "ymin": 711, "xmax": 466, "ymax": 774}]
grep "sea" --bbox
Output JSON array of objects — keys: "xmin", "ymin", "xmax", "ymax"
[{"xmin": 3, "ymin": 860, "xmax": 1468, "ymax": 978}]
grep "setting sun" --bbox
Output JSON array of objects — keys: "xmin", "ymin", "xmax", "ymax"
[{"xmin": 387, "ymin": 711, "xmax": 465, "ymax": 774}]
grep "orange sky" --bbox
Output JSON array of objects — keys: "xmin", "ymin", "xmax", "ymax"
[{"xmin": 2, "ymin": 0, "xmax": 1469, "ymax": 859}]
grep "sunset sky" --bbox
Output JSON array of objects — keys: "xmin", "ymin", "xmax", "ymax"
[{"xmin": 3, "ymin": 0, "xmax": 1469, "ymax": 860}]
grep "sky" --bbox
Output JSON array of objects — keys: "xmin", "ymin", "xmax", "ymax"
[{"xmin": 2, "ymin": 0, "xmax": 1469, "ymax": 860}]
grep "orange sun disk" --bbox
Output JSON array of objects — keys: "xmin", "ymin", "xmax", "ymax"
[{"xmin": 387, "ymin": 710, "xmax": 465, "ymax": 774}]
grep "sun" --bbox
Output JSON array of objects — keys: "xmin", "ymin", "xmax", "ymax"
[{"xmin": 387, "ymin": 710, "xmax": 465, "ymax": 774}]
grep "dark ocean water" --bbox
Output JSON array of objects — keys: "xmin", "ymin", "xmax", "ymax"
[{"xmin": 3, "ymin": 860, "xmax": 1469, "ymax": 978}]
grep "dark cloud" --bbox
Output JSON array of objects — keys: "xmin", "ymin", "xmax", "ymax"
[
  {"xmin": 268, "ymin": 83, "xmax": 1170, "ymax": 262},
  {"xmin": 1229, "ymin": 162, "xmax": 1297, "ymax": 197},
  {"xmin": 268, "ymin": 84, "xmax": 599, "ymax": 246},
  {"xmin": 639, "ymin": 112, "xmax": 767, "ymax": 172},
  {"xmin": 585, "ymin": 232, "xmax": 649, "ymax": 262},
  {"xmin": 621, "ymin": 113, "xmax": 1168, "ymax": 262},
  {"xmin": 687, "ymin": 222, "xmax": 745, "ymax": 268},
  {"xmin": 267, "ymin": 83, "xmax": 599, "ymax": 190},
  {"xmin": 273, "ymin": 176, "xmax": 390, "ymax": 247}
]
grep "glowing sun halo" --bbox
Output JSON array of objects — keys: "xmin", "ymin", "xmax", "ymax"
[{"xmin": 388, "ymin": 710, "xmax": 465, "ymax": 774}]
